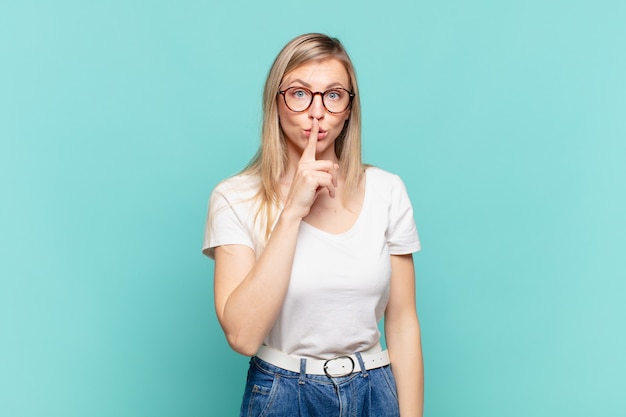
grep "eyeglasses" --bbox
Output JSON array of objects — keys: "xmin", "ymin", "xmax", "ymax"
[{"xmin": 278, "ymin": 86, "xmax": 355, "ymax": 114}]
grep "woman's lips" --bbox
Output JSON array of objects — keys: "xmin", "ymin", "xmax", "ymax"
[{"xmin": 304, "ymin": 129, "xmax": 328, "ymax": 139}]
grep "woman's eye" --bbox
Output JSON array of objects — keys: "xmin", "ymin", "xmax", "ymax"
[
  {"xmin": 326, "ymin": 90, "xmax": 342, "ymax": 100},
  {"xmin": 292, "ymin": 89, "xmax": 308, "ymax": 99}
]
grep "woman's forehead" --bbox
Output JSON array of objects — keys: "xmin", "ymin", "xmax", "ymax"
[{"xmin": 282, "ymin": 58, "xmax": 350, "ymax": 88}]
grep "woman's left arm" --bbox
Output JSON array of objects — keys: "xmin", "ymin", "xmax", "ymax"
[{"xmin": 385, "ymin": 253, "xmax": 424, "ymax": 417}]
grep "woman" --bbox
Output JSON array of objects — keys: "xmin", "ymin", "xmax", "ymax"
[{"xmin": 203, "ymin": 33, "xmax": 424, "ymax": 417}]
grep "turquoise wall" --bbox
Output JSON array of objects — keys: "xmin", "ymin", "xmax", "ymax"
[{"xmin": 1, "ymin": 1, "xmax": 624, "ymax": 416}]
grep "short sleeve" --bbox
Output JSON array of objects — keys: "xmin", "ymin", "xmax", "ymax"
[
  {"xmin": 386, "ymin": 175, "xmax": 421, "ymax": 255},
  {"xmin": 202, "ymin": 186, "xmax": 255, "ymax": 260}
]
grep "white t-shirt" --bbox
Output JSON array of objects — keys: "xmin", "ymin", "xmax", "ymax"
[{"xmin": 203, "ymin": 167, "xmax": 421, "ymax": 359}]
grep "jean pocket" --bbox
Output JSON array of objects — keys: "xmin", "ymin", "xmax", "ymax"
[
  {"xmin": 247, "ymin": 384, "xmax": 273, "ymax": 417},
  {"xmin": 380, "ymin": 365, "xmax": 400, "ymax": 403},
  {"xmin": 242, "ymin": 363, "xmax": 279, "ymax": 417}
]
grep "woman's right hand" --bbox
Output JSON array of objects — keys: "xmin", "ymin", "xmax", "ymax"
[{"xmin": 282, "ymin": 118, "xmax": 339, "ymax": 220}]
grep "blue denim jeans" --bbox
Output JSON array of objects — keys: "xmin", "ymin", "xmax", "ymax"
[{"xmin": 240, "ymin": 353, "xmax": 400, "ymax": 417}]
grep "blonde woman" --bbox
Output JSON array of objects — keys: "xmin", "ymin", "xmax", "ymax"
[{"xmin": 203, "ymin": 33, "xmax": 424, "ymax": 417}]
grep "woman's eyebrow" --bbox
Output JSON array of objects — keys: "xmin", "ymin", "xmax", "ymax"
[
  {"xmin": 285, "ymin": 79, "xmax": 348, "ymax": 89},
  {"xmin": 286, "ymin": 78, "xmax": 311, "ymax": 87}
]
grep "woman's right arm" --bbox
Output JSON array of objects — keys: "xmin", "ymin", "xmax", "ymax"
[
  {"xmin": 213, "ymin": 119, "xmax": 334, "ymax": 356},
  {"xmin": 214, "ymin": 209, "xmax": 301, "ymax": 356}
]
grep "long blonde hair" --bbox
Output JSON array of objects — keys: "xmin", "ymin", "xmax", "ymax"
[{"xmin": 242, "ymin": 33, "xmax": 363, "ymax": 241}]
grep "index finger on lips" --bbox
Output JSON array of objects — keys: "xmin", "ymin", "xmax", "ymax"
[{"xmin": 300, "ymin": 118, "xmax": 319, "ymax": 162}]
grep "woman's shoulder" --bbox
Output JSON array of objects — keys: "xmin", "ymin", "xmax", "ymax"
[
  {"xmin": 364, "ymin": 166, "xmax": 413, "ymax": 208},
  {"xmin": 365, "ymin": 166, "xmax": 405, "ymax": 187},
  {"xmin": 212, "ymin": 172, "xmax": 261, "ymax": 199},
  {"xmin": 208, "ymin": 173, "xmax": 262, "ymax": 216}
]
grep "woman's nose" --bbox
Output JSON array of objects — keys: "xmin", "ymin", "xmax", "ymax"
[{"xmin": 308, "ymin": 93, "xmax": 325, "ymax": 119}]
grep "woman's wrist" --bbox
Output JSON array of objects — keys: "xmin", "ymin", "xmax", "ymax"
[{"xmin": 278, "ymin": 202, "xmax": 307, "ymax": 224}]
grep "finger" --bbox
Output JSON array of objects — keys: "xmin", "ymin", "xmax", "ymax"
[
  {"xmin": 312, "ymin": 173, "xmax": 336, "ymax": 199},
  {"xmin": 331, "ymin": 163, "xmax": 339, "ymax": 190},
  {"xmin": 299, "ymin": 160, "xmax": 336, "ymax": 172},
  {"xmin": 326, "ymin": 181, "xmax": 336, "ymax": 198},
  {"xmin": 300, "ymin": 118, "xmax": 319, "ymax": 162},
  {"xmin": 298, "ymin": 160, "xmax": 338, "ymax": 191}
]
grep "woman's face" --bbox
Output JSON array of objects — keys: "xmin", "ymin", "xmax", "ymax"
[{"xmin": 277, "ymin": 58, "xmax": 351, "ymax": 162}]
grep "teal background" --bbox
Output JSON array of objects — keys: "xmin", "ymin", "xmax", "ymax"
[{"xmin": 1, "ymin": 0, "xmax": 624, "ymax": 416}]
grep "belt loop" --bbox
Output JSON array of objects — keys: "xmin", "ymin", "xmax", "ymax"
[
  {"xmin": 354, "ymin": 352, "xmax": 368, "ymax": 378},
  {"xmin": 298, "ymin": 358, "xmax": 306, "ymax": 385}
]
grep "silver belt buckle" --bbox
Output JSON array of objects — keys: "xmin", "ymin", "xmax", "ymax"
[{"xmin": 323, "ymin": 355, "xmax": 355, "ymax": 378}]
